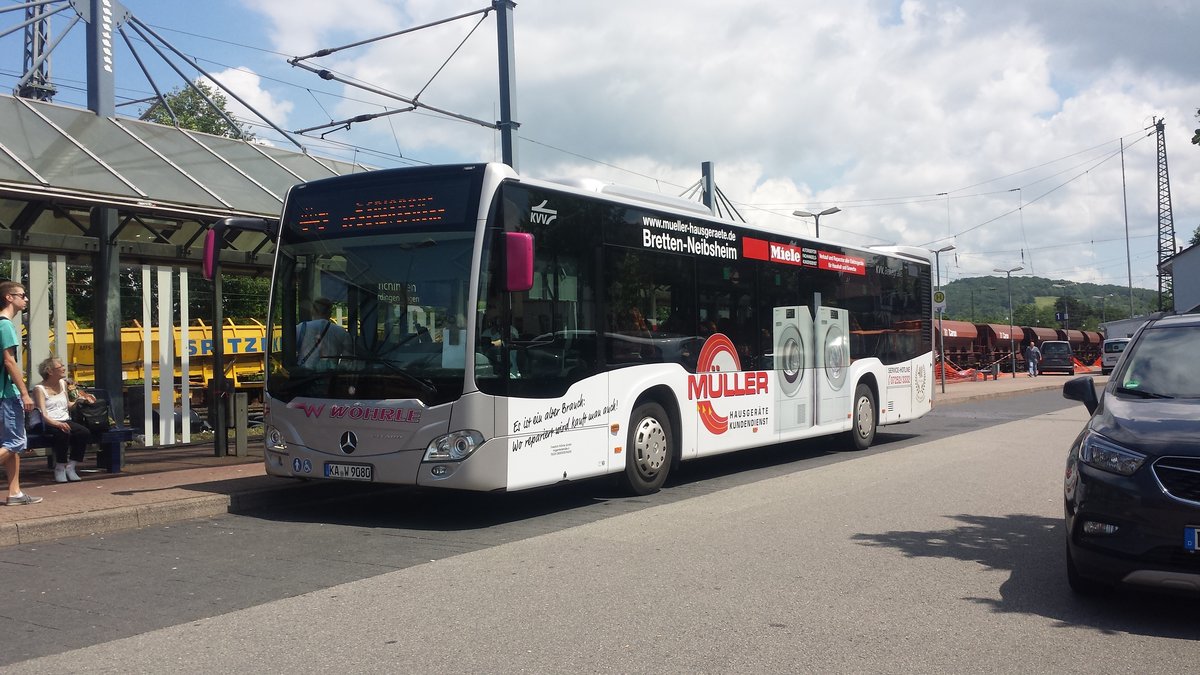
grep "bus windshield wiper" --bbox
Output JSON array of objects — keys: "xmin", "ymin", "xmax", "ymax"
[
  {"xmin": 1115, "ymin": 386, "xmax": 1174, "ymax": 400},
  {"xmin": 278, "ymin": 371, "xmax": 327, "ymax": 387}
]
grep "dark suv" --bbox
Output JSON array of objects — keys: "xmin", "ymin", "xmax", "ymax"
[
  {"xmin": 1062, "ymin": 313, "xmax": 1200, "ymax": 595},
  {"xmin": 1039, "ymin": 340, "xmax": 1074, "ymax": 375}
]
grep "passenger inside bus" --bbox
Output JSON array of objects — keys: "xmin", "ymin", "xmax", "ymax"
[
  {"xmin": 296, "ymin": 297, "xmax": 351, "ymax": 369},
  {"xmin": 479, "ymin": 306, "xmax": 520, "ymax": 377},
  {"xmin": 609, "ymin": 307, "xmax": 656, "ymax": 363}
]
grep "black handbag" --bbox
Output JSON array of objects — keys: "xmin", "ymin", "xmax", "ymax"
[{"xmin": 71, "ymin": 399, "xmax": 112, "ymax": 434}]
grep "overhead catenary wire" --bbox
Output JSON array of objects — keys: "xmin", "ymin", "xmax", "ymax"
[{"xmin": 919, "ymin": 131, "xmax": 1154, "ymax": 248}]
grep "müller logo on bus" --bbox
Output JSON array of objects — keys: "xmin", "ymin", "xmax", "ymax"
[{"xmin": 687, "ymin": 334, "xmax": 769, "ymax": 434}]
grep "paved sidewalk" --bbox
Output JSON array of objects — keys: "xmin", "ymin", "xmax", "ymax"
[{"xmin": 0, "ymin": 370, "xmax": 1101, "ymax": 546}]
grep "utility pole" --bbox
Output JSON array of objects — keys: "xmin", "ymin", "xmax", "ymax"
[
  {"xmin": 1120, "ymin": 139, "xmax": 1135, "ymax": 318},
  {"xmin": 932, "ymin": 245, "xmax": 955, "ymax": 394},
  {"xmin": 494, "ymin": 0, "xmax": 519, "ymax": 170},
  {"xmin": 995, "ymin": 266, "xmax": 1023, "ymax": 376},
  {"xmin": 1152, "ymin": 118, "xmax": 1175, "ymax": 311}
]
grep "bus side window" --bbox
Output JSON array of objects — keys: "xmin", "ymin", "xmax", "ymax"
[
  {"xmin": 604, "ymin": 248, "xmax": 694, "ymax": 367},
  {"xmin": 696, "ymin": 257, "xmax": 758, "ymax": 368}
]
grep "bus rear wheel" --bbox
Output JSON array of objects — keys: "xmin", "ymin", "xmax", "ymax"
[
  {"xmin": 619, "ymin": 402, "xmax": 672, "ymax": 495},
  {"xmin": 846, "ymin": 383, "xmax": 877, "ymax": 451}
]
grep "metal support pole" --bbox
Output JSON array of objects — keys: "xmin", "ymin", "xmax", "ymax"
[
  {"xmin": 1120, "ymin": 139, "xmax": 1134, "ymax": 319},
  {"xmin": 494, "ymin": 0, "xmax": 519, "ymax": 169},
  {"xmin": 995, "ymin": 265, "xmax": 1022, "ymax": 377},
  {"xmin": 85, "ymin": 1, "xmax": 127, "ymax": 422},
  {"xmin": 1008, "ymin": 285, "xmax": 1015, "ymax": 376},
  {"xmin": 211, "ymin": 268, "xmax": 228, "ymax": 456},
  {"xmin": 701, "ymin": 161, "xmax": 716, "ymax": 215},
  {"xmin": 91, "ymin": 207, "xmax": 124, "ymax": 422},
  {"xmin": 84, "ymin": 0, "xmax": 117, "ymax": 117},
  {"xmin": 933, "ymin": 245, "xmax": 954, "ymax": 393},
  {"xmin": 233, "ymin": 391, "xmax": 248, "ymax": 457}
]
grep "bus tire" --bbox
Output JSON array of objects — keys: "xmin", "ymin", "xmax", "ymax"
[
  {"xmin": 846, "ymin": 383, "xmax": 877, "ymax": 451},
  {"xmin": 619, "ymin": 402, "xmax": 672, "ymax": 495}
]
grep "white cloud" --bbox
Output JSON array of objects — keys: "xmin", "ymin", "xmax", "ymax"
[
  {"xmin": 242, "ymin": 0, "xmax": 408, "ymax": 56},
  {"xmin": 241, "ymin": 0, "xmax": 1200, "ymax": 289},
  {"xmin": 204, "ymin": 68, "xmax": 295, "ymax": 132}
]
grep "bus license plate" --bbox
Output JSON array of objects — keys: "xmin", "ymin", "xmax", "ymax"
[
  {"xmin": 324, "ymin": 462, "xmax": 373, "ymax": 482},
  {"xmin": 1186, "ymin": 527, "xmax": 1200, "ymax": 552}
]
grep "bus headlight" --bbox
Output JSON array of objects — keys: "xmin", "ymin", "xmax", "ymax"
[
  {"xmin": 265, "ymin": 426, "xmax": 287, "ymax": 451},
  {"xmin": 424, "ymin": 430, "xmax": 484, "ymax": 462}
]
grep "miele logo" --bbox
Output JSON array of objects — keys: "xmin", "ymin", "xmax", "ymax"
[{"xmin": 531, "ymin": 200, "xmax": 558, "ymax": 224}]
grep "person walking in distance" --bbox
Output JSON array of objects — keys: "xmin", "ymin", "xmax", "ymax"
[
  {"xmin": 0, "ymin": 280, "xmax": 42, "ymax": 505},
  {"xmin": 1024, "ymin": 341, "xmax": 1042, "ymax": 378}
]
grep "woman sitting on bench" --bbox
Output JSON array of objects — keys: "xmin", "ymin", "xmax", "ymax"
[{"xmin": 31, "ymin": 357, "xmax": 95, "ymax": 483}]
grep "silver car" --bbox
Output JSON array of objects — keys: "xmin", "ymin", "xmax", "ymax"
[{"xmin": 1100, "ymin": 337, "xmax": 1130, "ymax": 376}]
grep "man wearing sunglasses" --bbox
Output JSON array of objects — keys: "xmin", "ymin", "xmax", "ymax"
[{"xmin": 0, "ymin": 280, "xmax": 42, "ymax": 505}]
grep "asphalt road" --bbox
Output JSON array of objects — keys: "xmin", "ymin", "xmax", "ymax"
[{"xmin": 2, "ymin": 391, "xmax": 1196, "ymax": 672}]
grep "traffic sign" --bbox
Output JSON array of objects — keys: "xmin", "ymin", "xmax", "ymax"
[{"xmin": 933, "ymin": 290, "xmax": 946, "ymax": 313}]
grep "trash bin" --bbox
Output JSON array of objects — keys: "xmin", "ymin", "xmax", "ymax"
[{"xmin": 992, "ymin": 363, "xmax": 1000, "ymax": 380}]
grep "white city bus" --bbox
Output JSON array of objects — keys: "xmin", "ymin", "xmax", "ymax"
[{"xmin": 250, "ymin": 163, "xmax": 933, "ymax": 494}]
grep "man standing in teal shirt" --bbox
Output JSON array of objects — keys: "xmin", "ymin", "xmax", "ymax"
[{"xmin": 0, "ymin": 280, "xmax": 42, "ymax": 505}]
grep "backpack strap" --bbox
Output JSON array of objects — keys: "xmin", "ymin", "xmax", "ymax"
[
  {"xmin": 300, "ymin": 320, "xmax": 333, "ymax": 366},
  {"xmin": 0, "ymin": 315, "xmax": 10, "ymax": 392}
]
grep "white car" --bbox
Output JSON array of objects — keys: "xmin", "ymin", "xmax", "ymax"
[{"xmin": 1100, "ymin": 337, "xmax": 1130, "ymax": 376}]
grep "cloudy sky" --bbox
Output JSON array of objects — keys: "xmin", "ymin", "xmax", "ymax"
[{"xmin": 5, "ymin": 0, "xmax": 1198, "ymax": 294}]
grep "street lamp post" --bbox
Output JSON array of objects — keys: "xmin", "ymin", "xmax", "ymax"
[
  {"xmin": 994, "ymin": 265, "xmax": 1023, "ymax": 376},
  {"xmin": 1092, "ymin": 294, "xmax": 1113, "ymax": 325},
  {"xmin": 932, "ymin": 245, "xmax": 955, "ymax": 394},
  {"xmin": 1053, "ymin": 281, "xmax": 1077, "ymax": 331},
  {"xmin": 792, "ymin": 206, "xmax": 841, "ymax": 239}
]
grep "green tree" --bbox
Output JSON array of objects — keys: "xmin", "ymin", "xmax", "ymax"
[
  {"xmin": 139, "ymin": 80, "xmax": 254, "ymax": 140},
  {"xmin": 1190, "ymin": 224, "xmax": 1200, "ymax": 247},
  {"xmin": 139, "ymin": 81, "xmax": 265, "ymax": 322}
]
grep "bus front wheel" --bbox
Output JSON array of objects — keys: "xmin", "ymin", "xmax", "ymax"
[
  {"xmin": 620, "ymin": 402, "xmax": 672, "ymax": 495},
  {"xmin": 847, "ymin": 383, "xmax": 877, "ymax": 451}
]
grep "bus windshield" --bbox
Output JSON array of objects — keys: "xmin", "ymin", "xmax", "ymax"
[{"xmin": 266, "ymin": 166, "xmax": 484, "ymax": 406}]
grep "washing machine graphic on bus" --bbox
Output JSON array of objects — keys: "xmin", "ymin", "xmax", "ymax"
[
  {"xmin": 773, "ymin": 306, "xmax": 814, "ymax": 432},
  {"xmin": 815, "ymin": 306, "xmax": 850, "ymax": 426}
]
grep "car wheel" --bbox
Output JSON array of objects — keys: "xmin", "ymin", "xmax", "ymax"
[
  {"xmin": 845, "ymin": 383, "xmax": 877, "ymax": 451},
  {"xmin": 618, "ymin": 402, "xmax": 673, "ymax": 495},
  {"xmin": 1066, "ymin": 541, "xmax": 1107, "ymax": 596}
]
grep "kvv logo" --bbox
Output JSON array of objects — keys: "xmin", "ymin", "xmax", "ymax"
[{"xmin": 530, "ymin": 200, "xmax": 558, "ymax": 225}]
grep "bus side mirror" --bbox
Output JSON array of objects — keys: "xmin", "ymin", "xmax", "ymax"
[
  {"xmin": 505, "ymin": 232, "xmax": 534, "ymax": 292},
  {"xmin": 202, "ymin": 229, "xmax": 218, "ymax": 281},
  {"xmin": 202, "ymin": 217, "xmax": 275, "ymax": 281}
]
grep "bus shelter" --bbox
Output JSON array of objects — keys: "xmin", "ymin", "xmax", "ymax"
[{"xmin": 0, "ymin": 94, "xmax": 366, "ymax": 443}]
